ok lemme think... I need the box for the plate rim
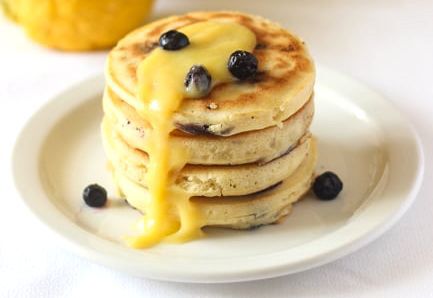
[11,66,425,283]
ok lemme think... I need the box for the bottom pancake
[114,138,317,229]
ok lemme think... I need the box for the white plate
[12,66,424,283]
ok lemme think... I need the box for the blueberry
[159,30,189,50]
[228,50,258,80]
[313,171,343,200]
[83,184,107,207]
[184,65,212,98]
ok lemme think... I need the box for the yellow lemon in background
[1,0,154,51]
[1,0,22,22]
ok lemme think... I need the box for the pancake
[114,137,317,229]
[103,87,314,165]
[106,11,315,136]
[101,11,319,247]
[102,116,312,197]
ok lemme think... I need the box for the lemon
[1,0,22,22]
[2,0,154,51]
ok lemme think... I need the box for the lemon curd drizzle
[127,21,256,248]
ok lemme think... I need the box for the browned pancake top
[106,11,315,135]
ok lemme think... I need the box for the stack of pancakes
[102,11,317,229]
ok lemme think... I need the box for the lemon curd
[125,21,256,248]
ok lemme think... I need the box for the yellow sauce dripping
[127,21,256,248]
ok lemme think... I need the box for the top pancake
[106,11,315,136]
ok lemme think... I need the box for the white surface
[1,0,432,296]
[12,69,423,283]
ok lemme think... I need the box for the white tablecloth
[1,0,432,297]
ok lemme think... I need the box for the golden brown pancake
[102,11,318,234]
[103,87,314,165]
[106,11,315,136]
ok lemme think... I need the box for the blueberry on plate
[228,50,258,80]
[312,171,343,200]
[159,30,189,50]
[184,65,212,98]
[83,184,107,207]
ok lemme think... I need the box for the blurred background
[1,1,432,297]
